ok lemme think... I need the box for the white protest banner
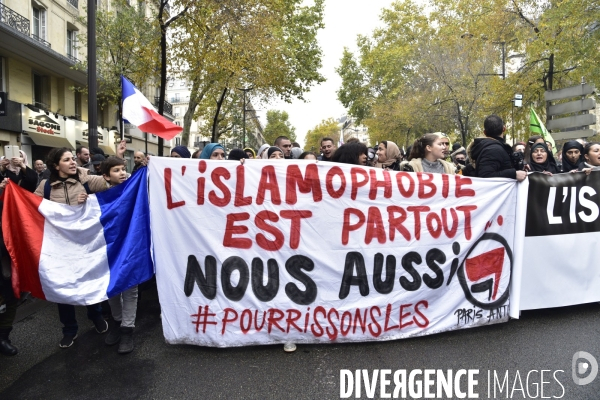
[149,158,518,347]
[517,172,600,310]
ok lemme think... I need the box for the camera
[510,151,525,171]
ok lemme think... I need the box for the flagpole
[87,0,98,150]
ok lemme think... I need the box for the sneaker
[283,342,297,353]
[93,318,108,334]
[59,334,78,348]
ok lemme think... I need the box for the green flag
[530,106,556,155]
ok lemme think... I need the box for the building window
[32,6,47,42]
[67,30,77,60]
[175,137,181,146]
[180,81,185,87]
[33,72,49,109]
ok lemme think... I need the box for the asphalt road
[2,287,600,400]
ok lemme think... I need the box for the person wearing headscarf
[199,143,226,160]
[0,150,37,192]
[528,142,559,174]
[228,149,247,161]
[171,146,191,158]
[291,147,303,159]
[375,141,402,170]
[561,140,584,173]
[243,148,256,159]
[267,146,284,160]
[257,144,270,159]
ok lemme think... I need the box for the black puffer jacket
[471,136,516,179]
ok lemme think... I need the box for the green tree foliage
[77,0,160,112]
[337,0,600,145]
[263,110,297,145]
[171,0,325,145]
[304,118,341,152]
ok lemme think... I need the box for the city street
[1,286,599,399]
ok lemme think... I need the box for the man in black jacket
[470,115,527,181]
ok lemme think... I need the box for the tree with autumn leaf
[76,0,160,123]
[170,0,325,145]
[337,0,600,146]
[304,118,342,152]
[263,110,297,145]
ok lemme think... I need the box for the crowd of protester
[1,114,599,357]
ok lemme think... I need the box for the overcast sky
[255,0,396,146]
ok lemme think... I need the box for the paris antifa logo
[449,232,513,310]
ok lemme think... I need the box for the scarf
[561,140,584,172]
[375,141,401,168]
[243,147,256,158]
[171,145,191,158]
[529,143,559,173]
[258,144,270,159]
[6,150,28,175]
[267,146,283,159]
[199,143,225,160]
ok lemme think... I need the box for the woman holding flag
[33,142,127,348]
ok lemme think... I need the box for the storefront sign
[21,105,75,148]
[22,106,65,135]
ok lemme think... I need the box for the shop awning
[23,132,76,149]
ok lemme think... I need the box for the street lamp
[512,94,523,144]
[461,34,507,80]
[478,41,506,80]
[236,87,253,148]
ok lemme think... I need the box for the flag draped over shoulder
[121,75,182,140]
[530,106,556,154]
[2,168,154,305]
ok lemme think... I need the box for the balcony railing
[67,0,79,8]
[0,3,31,36]
[154,97,173,116]
[32,34,51,48]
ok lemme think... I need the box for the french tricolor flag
[121,75,182,140]
[3,168,154,306]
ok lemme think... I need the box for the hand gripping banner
[149,159,518,347]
